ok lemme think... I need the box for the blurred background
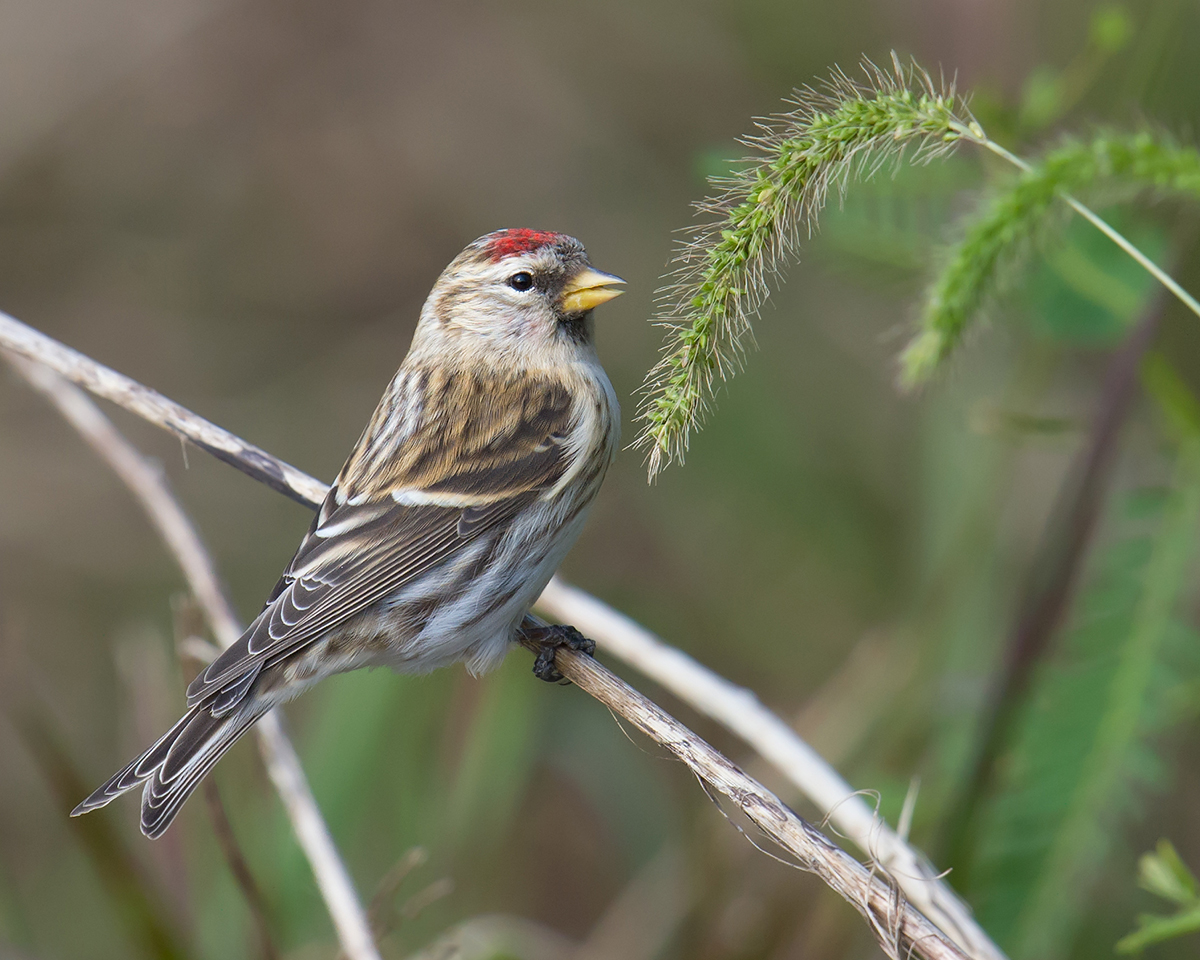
[3,1,1200,958]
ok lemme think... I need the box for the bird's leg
[517,617,596,683]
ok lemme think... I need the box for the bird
[72,228,624,838]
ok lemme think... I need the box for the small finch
[73,228,623,838]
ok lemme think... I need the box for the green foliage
[815,159,979,272]
[900,130,1200,386]
[1117,840,1200,953]
[1145,353,1200,438]
[967,437,1200,958]
[1021,213,1166,345]
[638,50,1200,480]
[636,56,977,478]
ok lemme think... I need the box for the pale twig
[254,711,380,960]
[0,312,982,958]
[4,354,381,960]
[535,578,1003,960]
[523,637,969,960]
[0,312,326,507]
[7,357,243,643]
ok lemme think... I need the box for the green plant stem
[1117,906,1200,953]
[955,123,1200,323]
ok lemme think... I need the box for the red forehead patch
[485,228,561,261]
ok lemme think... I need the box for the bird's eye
[507,271,534,292]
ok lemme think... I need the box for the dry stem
[0,313,326,507]
[1,310,982,959]
[535,578,1003,960]
[5,353,381,960]
[525,638,968,960]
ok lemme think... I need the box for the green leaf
[1143,354,1200,440]
[968,435,1200,958]
[1138,840,1200,905]
[1021,214,1166,345]
[1115,841,1200,953]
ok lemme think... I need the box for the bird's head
[412,229,624,361]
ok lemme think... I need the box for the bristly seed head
[485,229,565,262]
[634,55,976,481]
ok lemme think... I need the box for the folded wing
[187,371,576,708]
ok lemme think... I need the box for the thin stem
[0,310,988,960]
[522,638,972,960]
[203,782,280,960]
[956,124,1200,323]
[1062,195,1200,318]
[5,355,381,960]
[254,711,380,960]
[536,578,1006,960]
[962,130,1034,173]
[0,312,326,508]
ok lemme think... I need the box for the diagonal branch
[0,310,992,959]
[525,638,969,960]
[4,353,381,960]
[0,313,326,507]
[534,578,1004,960]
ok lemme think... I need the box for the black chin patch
[557,312,592,344]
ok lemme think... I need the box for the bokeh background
[3,1,1200,958]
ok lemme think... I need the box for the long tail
[71,702,264,838]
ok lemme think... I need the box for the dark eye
[508,271,534,292]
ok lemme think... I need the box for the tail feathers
[71,703,263,838]
[70,710,194,816]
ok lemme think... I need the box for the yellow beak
[559,267,625,314]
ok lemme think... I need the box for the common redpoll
[73,228,623,837]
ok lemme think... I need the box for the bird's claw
[523,624,595,684]
[533,647,565,683]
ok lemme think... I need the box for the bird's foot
[521,624,595,683]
